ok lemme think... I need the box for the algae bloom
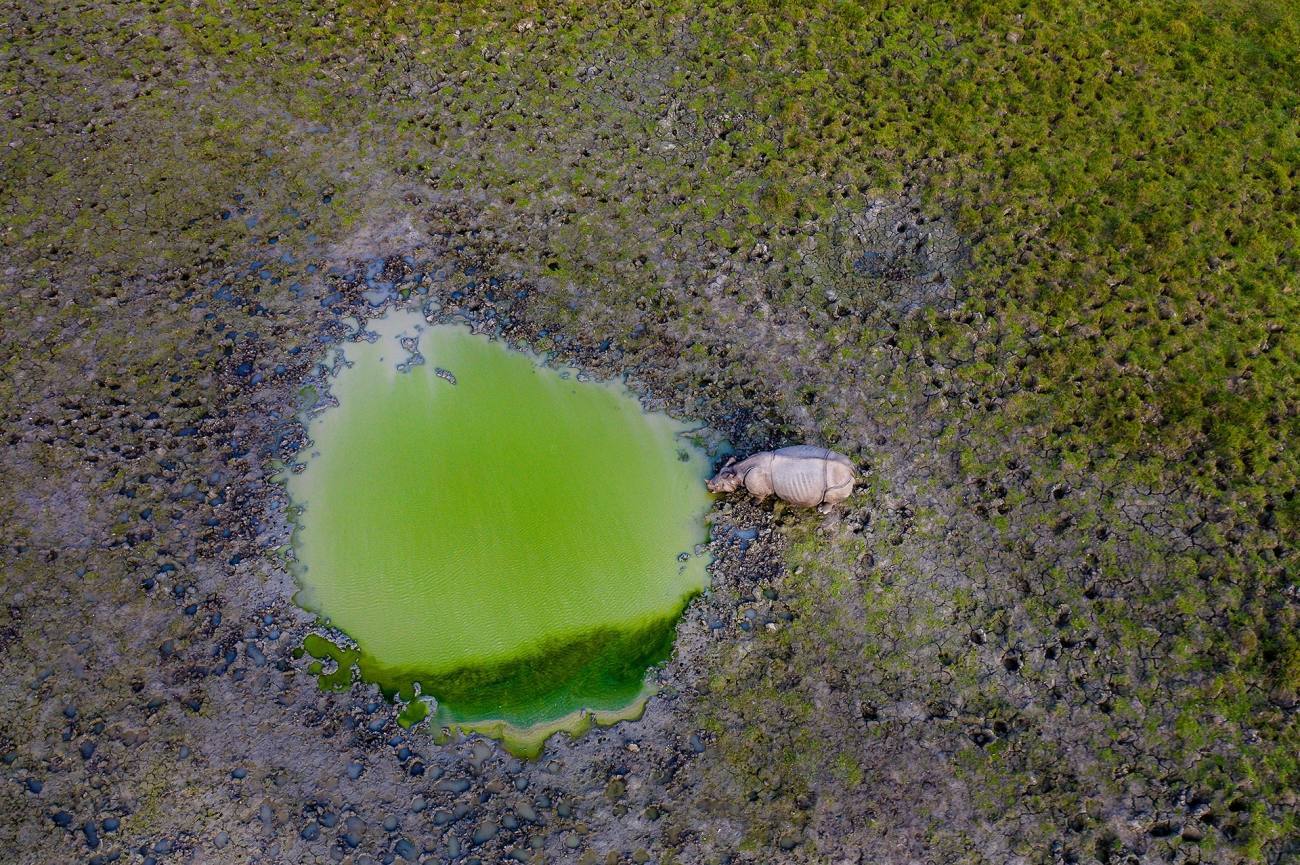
[287,309,713,754]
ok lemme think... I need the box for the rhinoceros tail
[819,456,855,506]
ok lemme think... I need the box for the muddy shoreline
[176,233,811,862]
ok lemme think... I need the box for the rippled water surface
[288,309,712,750]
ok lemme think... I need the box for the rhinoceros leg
[740,453,775,500]
[817,466,855,512]
[745,473,771,500]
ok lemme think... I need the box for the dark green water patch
[361,608,685,727]
[297,633,361,692]
[297,608,687,741]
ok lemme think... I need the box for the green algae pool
[287,309,713,754]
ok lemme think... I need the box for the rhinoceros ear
[723,456,737,468]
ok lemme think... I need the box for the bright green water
[287,309,712,751]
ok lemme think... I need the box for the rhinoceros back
[773,445,853,468]
[770,447,850,507]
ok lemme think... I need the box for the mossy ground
[1,0,1296,863]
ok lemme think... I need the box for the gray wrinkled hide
[708,445,856,509]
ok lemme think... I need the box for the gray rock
[436,778,470,794]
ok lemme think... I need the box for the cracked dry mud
[2,2,1297,864]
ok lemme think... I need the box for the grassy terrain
[2,0,1297,862]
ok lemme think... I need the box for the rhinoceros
[706,446,856,511]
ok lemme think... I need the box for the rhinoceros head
[706,458,742,493]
